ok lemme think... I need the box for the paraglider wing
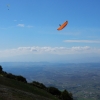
[7,4,10,10]
[57,21,68,30]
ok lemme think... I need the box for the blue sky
[0,0,100,62]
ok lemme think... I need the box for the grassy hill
[0,76,59,100]
[0,65,73,100]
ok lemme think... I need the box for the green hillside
[0,76,59,100]
[0,65,73,100]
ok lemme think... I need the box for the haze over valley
[1,62,100,100]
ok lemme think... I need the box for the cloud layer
[64,40,100,43]
[0,46,100,58]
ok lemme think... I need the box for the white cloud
[0,46,100,58]
[71,46,90,51]
[17,24,34,28]
[14,20,17,21]
[17,24,25,27]
[63,40,100,43]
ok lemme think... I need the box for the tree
[30,81,47,90]
[48,86,61,96]
[6,73,16,79]
[0,65,3,73]
[61,89,73,100]
[16,75,27,83]
[5,73,27,83]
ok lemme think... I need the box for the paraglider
[7,4,10,10]
[57,21,68,30]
